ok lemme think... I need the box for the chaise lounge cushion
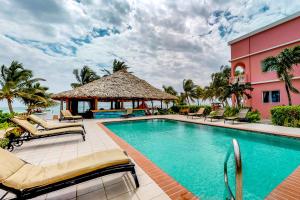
[0,149,26,183]
[29,115,82,129]
[34,127,83,136]
[11,117,83,136]
[11,117,38,134]
[2,149,130,190]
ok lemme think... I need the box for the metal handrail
[224,139,242,200]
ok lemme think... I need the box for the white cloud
[0,0,299,107]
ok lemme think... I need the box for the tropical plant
[182,79,197,105]
[102,59,130,75]
[194,86,204,105]
[223,82,253,108]
[0,61,43,113]
[262,46,300,105]
[71,66,100,88]
[201,86,214,102]
[162,85,177,108]
[21,82,56,114]
[208,65,231,105]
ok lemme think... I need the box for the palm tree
[194,86,204,105]
[112,59,129,73]
[262,46,300,105]
[223,82,253,108]
[21,82,55,114]
[209,65,231,105]
[162,85,177,108]
[71,66,100,88]
[102,59,130,76]
[182,79,196,105]
[0,61,42,113]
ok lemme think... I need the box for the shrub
[271,106,300,127]
[0,138,9,149]
[224,106,239,117]
[246,110,261,123]
[0,110,14,123]
[170,105,211,115]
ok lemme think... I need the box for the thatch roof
[52,70,177,101]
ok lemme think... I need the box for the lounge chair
[224,108,249,124]
[179,108,189,115]
[7,117,85,151]
[28,114,84,131]
[187,107,205,119]
[121,108,134,118]
[0,148,139,199]
[204,109,225,122]
[60,110,83,122]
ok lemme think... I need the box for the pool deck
[1,114,300,199]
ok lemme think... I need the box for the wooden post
[66,99,69,110]
[132,100,135,109]
[160,100,163,109]
[137,100,140,108]
[94,99,98,110]
[60,100,63,119]
[110,101,113,110]
[151,100,154,114]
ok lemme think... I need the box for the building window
[262,91,280,103]
[263,91,270,103]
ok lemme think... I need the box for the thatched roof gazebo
[52,70,177,118]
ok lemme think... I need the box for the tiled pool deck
[1,114,300,199]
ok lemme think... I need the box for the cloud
[0,0,300,109]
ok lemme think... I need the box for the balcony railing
[231,75,247,84]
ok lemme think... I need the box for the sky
[0,0,300,107]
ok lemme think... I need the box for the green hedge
[271,106,300,127]
[246,110,261,123]
[170,105,212,115]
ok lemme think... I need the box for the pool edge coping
[98,122,199,200]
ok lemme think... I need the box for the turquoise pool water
[105,119,300,199]
[93,110,145,119]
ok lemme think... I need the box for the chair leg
[82,132,86,141]
[130,168,140,188]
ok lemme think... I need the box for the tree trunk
[7,98,14,113]
[235,95,241,108]
[285,83,292,105]
[197,99,199,106]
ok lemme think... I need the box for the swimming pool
[105,119,300,199]
[93,110,145,119]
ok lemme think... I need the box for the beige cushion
[34,126,83,136]
[29,114,82,129]
[61,110,71,117]
[3,149,130,190]
[28,115,48,128]
[61,110,82,119]
[44,122,83,129]
[11,118,38,134]
[0,148,25,183]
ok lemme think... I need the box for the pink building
[228,12,300,118]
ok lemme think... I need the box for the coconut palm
[194,86,204,105]
[182,79,196,105]
[209,65,231,105]
[102,59,131,76]
[223,82,253,108]
[0,61,43,113]
[21,82,55,114]
[71,66,100,88]
[163,85,177,108]
[262,46,300,105]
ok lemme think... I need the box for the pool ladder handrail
[224,139,242,200]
